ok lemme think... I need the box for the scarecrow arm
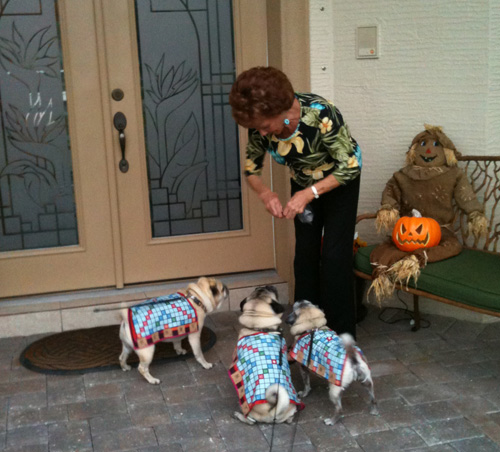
[376,176,401,232]
[453,170,488,238]
[453,170,484,216]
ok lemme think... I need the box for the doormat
[19,324,216,375]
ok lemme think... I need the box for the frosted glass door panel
[135,0,242,237]
[0,0,77,251]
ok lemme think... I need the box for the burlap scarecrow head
[406,124,460,167]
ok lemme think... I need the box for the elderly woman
[229,66,362,337]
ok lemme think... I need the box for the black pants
[292,176,360,337]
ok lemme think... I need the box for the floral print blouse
[244,93,362,188]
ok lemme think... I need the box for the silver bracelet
[311,186,319,199]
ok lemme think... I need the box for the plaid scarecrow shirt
[244,93,362,188]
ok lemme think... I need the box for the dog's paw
[298,389,311,398]
[324,413,341,426]
[120,364,132,372]
[233,411,255,424]
[370,405,380,416]
[175,348,187,356]
[148,377,161,385]
[202,362,214,370]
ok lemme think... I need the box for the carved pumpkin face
[392,216,442,252]
[414,136,446,167]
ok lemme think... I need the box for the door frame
[95,0,282,287]
[93,0,312,290]
[0,0,311,299]
[265,0,311,291]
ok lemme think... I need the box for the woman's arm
[283,174,340,219]
[246,175,284,218]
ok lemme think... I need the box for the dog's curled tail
[340,333,366,376]
[265,383,290,417]
[340,333,356,357]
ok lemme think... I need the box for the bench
[353,155,500,331]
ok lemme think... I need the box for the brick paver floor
[2,305,500,451]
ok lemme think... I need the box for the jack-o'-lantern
[392,210,441,252]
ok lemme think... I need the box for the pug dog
[229,286,303,425]
[286,300,378,425]
[119,277,229,384]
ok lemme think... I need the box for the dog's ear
[253,286,267,298]
[295,299,315,310]
[240,298,247,311]
[210,284,219,297]
[270,300,285,314]
[197,276,208,286]
[285,310,297,325]
[265,285,279,299]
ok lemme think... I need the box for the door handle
[113,112,129,173]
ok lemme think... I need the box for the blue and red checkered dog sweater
[228,332,303,416]
[289,328,365,386]
[128,292,198,349]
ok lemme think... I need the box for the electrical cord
[377,290,431,329]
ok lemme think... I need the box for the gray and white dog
[286,300,378,425]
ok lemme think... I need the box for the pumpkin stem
[411,209,422,218]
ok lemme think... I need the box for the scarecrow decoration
[369,124,488,302]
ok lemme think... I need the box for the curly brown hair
[229,66,295,127]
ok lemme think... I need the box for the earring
[284,119,290,125]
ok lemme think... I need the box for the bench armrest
[356,213,377,224]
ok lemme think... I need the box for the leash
[269,328,284,452]
[285,329,317,452]
[93,306,127,312]
[93,295,206,313]
[268,328,301,452]
[289,407,301,452]
[306,329,316,368]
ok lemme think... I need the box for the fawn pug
[119,277,228,384]
[229,286,303,425]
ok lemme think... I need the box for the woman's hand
[246,175,284,218]
[260,191,284,218]
[283,176,341,219]
[283,189,315,219]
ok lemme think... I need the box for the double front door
[0,0,274,298]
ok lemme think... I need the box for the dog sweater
[289,328,365,386]
[128,292,198,349]
[228,333,303,416]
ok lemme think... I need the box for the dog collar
[247,326,283,334]
[190,296,207,313]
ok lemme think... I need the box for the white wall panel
[309,1,334,100]
[309,0,498,243]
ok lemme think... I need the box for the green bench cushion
[354,244,500,313]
